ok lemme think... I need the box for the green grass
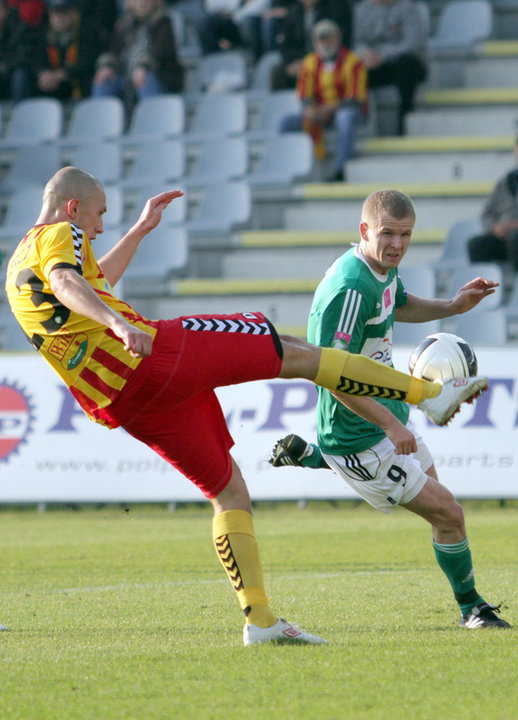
[1,503,517,720]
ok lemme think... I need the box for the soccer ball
[409,332,478,381]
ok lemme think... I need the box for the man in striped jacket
[279,18,367,182]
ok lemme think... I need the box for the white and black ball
[409,332,478,381]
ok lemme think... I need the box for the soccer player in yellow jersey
[5,167,488,644]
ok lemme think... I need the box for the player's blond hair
[42,166,103,211]
[361,189,415,224]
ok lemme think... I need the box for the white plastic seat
[394,319,442,346]
[0,144,61,194]
[121,94,185,146]
[124,226,189,281]
[121,140,186,189]
[452,309,507,344]
[70,142,123,185]
[185,181,251,237]
[432,219,482,274]
[248,133,313,186]
[185,93,247,142]
[184,137,247,187]
[446,263,504,312]
[126,184,187,229]
[429,0,493,52]
[398,266,436,298]
[247,90,302,142]
[103,185,124,230]
[58,97,124,148]
[195,51,248,93]
[0,98,63,148]
[248,51,282,100]
[0,185,44,247]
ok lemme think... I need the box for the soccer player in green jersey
[271,189,510,630]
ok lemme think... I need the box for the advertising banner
[1,348,517,503]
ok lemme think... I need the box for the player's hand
[383,423,417,456]
[135,190,184,234]
[111,318,153,358]
[450,276,499,314]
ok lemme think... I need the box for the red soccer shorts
[101,312,283,498]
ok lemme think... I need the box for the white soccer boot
[243,618,327,646]
[418,376,488,426]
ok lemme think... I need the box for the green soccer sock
[299,443,329,469]
[433,538,484,615]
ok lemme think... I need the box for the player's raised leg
[278,335,488,426]
[211,459,327,646]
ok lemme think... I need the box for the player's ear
[359,221,369,241]
[66,198,79,219]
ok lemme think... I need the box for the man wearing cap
[279,18,367,182]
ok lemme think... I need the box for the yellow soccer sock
[213,510,277,628]
[314,347,440,405]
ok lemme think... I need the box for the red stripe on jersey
[79,367,121,402]
[91,347,134,380]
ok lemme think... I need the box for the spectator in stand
[0,0,39,101]
[91,0,183,108]
[271,0,353,91]
[197,0,271,62]
[279,19,367,182]
[353,0,428,136]
[31,0,104,101]
[468,137,518,272]
[76,0,119,50]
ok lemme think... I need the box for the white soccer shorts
[323,422,433,514]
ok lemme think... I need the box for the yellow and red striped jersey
[297,48,367,108]
[5,222,157,425]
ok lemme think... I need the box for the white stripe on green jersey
[308,247,410,455]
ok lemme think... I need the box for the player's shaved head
[43,166,103,210]
[361,189,415,225]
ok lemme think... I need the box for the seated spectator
[468,137,518,272]
[271,0,353,91]
[31,0,104,101]
[197,0,271,62]
[0,0,38,102]
[353,0,428,136]
[279,19,367,182]
[92,0,184,107]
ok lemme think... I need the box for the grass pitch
[1,502,516,720]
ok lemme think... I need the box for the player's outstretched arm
[49,267,153,358]
[97,190,184,286]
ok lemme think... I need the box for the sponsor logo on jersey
[48,332,88,369]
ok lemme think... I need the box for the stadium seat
[0,185,44,248]
[0,144,61,195]
[194,51,247,93]
[184,137,248,187]
[185,93,247,142]
[126,184,187,229]
[185,181,251,237]
[120,140,186,189]
[0,98,63,148]
[445,263,504,312]
[103,185,124,230]
[248,51,282,98]
[394,319,441,346]
[247,91,302,142]
[429,0,493,52]
[432,219,482,275]
[398,266,436,298]
[70,142,123,185]
[58,97,124,148]
[124,226,189,281]
[452,309,507,344]
[120,94,185,146]
[248,133,313,186]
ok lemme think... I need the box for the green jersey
[308,246,410,455]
